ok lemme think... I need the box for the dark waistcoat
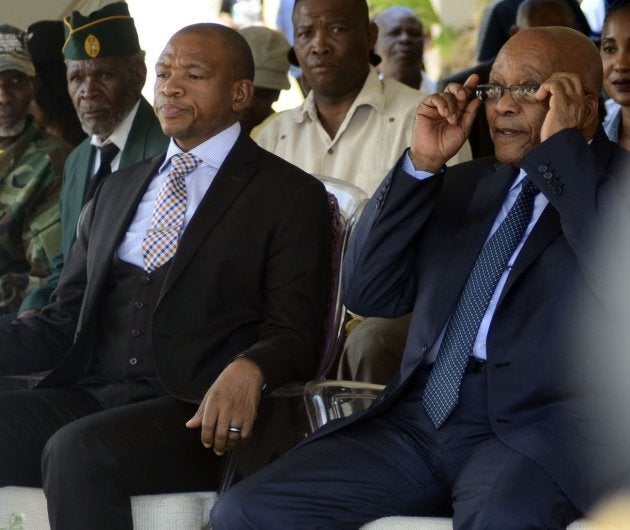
[79,254,170,408]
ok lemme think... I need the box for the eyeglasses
[475,84,540,103]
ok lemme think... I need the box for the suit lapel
[119,98,154,167]
[82,156,164,315]
[159,133,258,298]
[495,130,617,301]
[499,205,561,303]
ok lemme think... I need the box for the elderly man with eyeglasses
[212,25,630,530]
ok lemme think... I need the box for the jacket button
[140,275,150,285]
[129,357,138,366]
[130,329,140,337]
[133,301,144,310]
[543,171,553,180]
[537,164,548,172]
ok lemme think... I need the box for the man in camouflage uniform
[0,25,71,317]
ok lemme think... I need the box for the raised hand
[536,72,595,142]
[409,74,482,173]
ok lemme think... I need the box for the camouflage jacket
[0,118,71,315]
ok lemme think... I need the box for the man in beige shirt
[253,0,471,385]
[253,0,471,197]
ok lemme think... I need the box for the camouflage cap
[0,25,36,77]
[62,1,141,60]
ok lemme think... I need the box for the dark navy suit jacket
[337,127,629,512]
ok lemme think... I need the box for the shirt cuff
[401,149,442,180]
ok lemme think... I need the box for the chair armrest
[304,379,386,432]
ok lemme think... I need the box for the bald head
[373,6,419,27]
[154,22,255,150]
[487,26,602,165]
[373,6,424,88]
[173,23,255,82]
[515,0,577,31]
[500,26,602,97]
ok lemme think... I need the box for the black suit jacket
[337,128,629,512]
[476,0,591,62]
[0,131,332,403]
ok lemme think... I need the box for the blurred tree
[369,0,440,25]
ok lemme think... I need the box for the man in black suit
[0,23,331,530]
[212,26,630,529]
[476,0,590,62]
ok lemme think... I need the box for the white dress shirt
[117,122,241,267]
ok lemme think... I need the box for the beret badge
[84,34,100,58]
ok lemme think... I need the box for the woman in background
[600,2,630,150]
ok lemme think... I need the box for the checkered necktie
[142,152,201,272]
[422,178,540,429]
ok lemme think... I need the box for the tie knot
[520,178,539,197]
[170,152,202,178]
[99,143,119,164]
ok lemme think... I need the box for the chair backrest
[315,176,367,378]
[218,176,368,494]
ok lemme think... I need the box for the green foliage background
[368,0,440,25]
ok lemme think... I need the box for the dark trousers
[212,368,581,530]
[0,388,223,530]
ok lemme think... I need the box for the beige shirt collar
[295,66,385,125]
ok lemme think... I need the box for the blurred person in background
[27,20,86,148]
[600,1,630,150]
[239,26,291,133]
[373,6,436,93]
[476,0,590,62]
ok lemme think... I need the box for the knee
[459,503,575,530]
[210,483,262,530]
[42,420,109,486]
[346,316,409,355]
[345,318,397,359]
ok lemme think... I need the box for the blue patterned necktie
[142,152,201,272]
[422,178,540,429]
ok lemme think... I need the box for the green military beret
[62,1,140,60]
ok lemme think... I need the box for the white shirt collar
[160,121,241,172]
[90,99,141,151]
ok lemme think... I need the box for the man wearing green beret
[18,2,168,316]
[0,25,71,318]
